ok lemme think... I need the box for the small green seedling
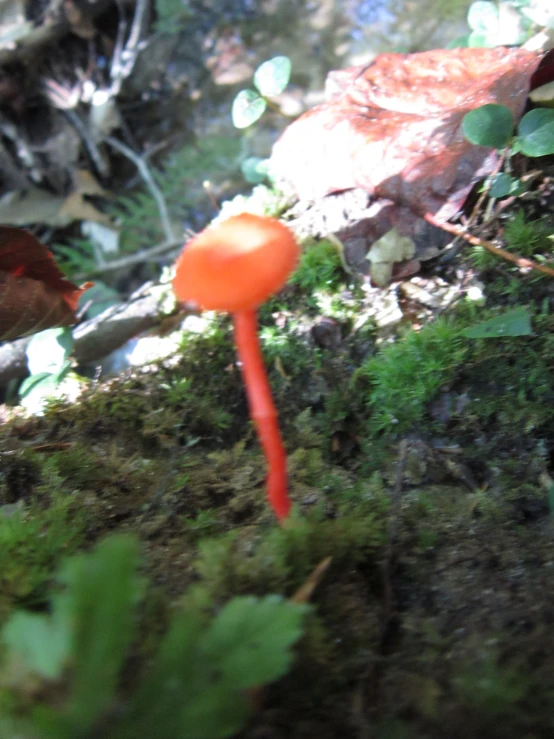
[462,104,554,197]
[19,327,83,416]
[0,533,308,739]
[232,56,291,129]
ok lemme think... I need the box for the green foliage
[290,239,344,292]
[485,172,525,199]
[120,594,307,739]
[0,535,307,739]
[232,56,291,129]
[195,502,385,600]
[471,211,553,272]
[360,319,466,435]
[19,329,77,416]
[517,107,554,157]
[503,210,552,257]
[0,490,85,608]
[462,104,515,148]
[462,104,554,158]
[461,306,532,338]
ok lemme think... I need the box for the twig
[64,108,109,177]
[110,0,151,95]
[425,213,554,279]
[75,236,186,280]
[104,136,177,244]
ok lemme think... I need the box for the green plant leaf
[462,104,514,148]
[120,595,308,739]
[517,108,554,157]
[461,306,532,338]
[253,56,291,97]
[2,608,72,680]
[203,595,308,690]
[57,535,144,732]
[487,172,523,198]
[25,328,74,375]
[231,90,267,129]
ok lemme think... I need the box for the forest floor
[2,169,554,738]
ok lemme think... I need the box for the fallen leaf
[0,227,92,340]
[271,47,541,222]
[0,170,111,228]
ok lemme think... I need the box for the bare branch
[104,136,177,244]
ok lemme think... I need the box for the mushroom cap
[172,213,299,312]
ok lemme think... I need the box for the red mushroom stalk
[172,213,300,523]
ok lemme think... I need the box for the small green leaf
[517,108,554,157]
[18,372,55,399]
[487,172,522,198]
[26,328,74,375]
[462,104,514,149]
[203,595,308,690]
[2,608,72,680]
[231,90,267,129]
[253,56,291,97]
[461,306,532,339]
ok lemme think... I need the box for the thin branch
[110,0,151,94]
[425,213,554,279]
[104,136,177,244]
[75,237,186,280]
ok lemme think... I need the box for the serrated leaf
[462,104,514,148]
[461,306,532,338]
[231,90,267,129]
[517,108,554,157]
[253,56,291,97]
[202,595,308,690]
[119,595,307,739]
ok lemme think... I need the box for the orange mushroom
[172,213,300,522]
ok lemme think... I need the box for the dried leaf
[0,227,92,340]
[271,47,541,222]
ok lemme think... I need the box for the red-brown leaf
[271,47,542,221]
[0,226,92,341]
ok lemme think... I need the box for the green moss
[290,239,345,293]
[0,490,85,611]
[359,318,466,435]
[193,501,386,603]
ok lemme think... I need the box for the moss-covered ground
[2,201,554,737]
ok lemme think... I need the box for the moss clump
[0,489,85,612]
[358,318,466,435]
[290,239,345,293]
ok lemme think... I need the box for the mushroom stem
[233,309,291,522]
